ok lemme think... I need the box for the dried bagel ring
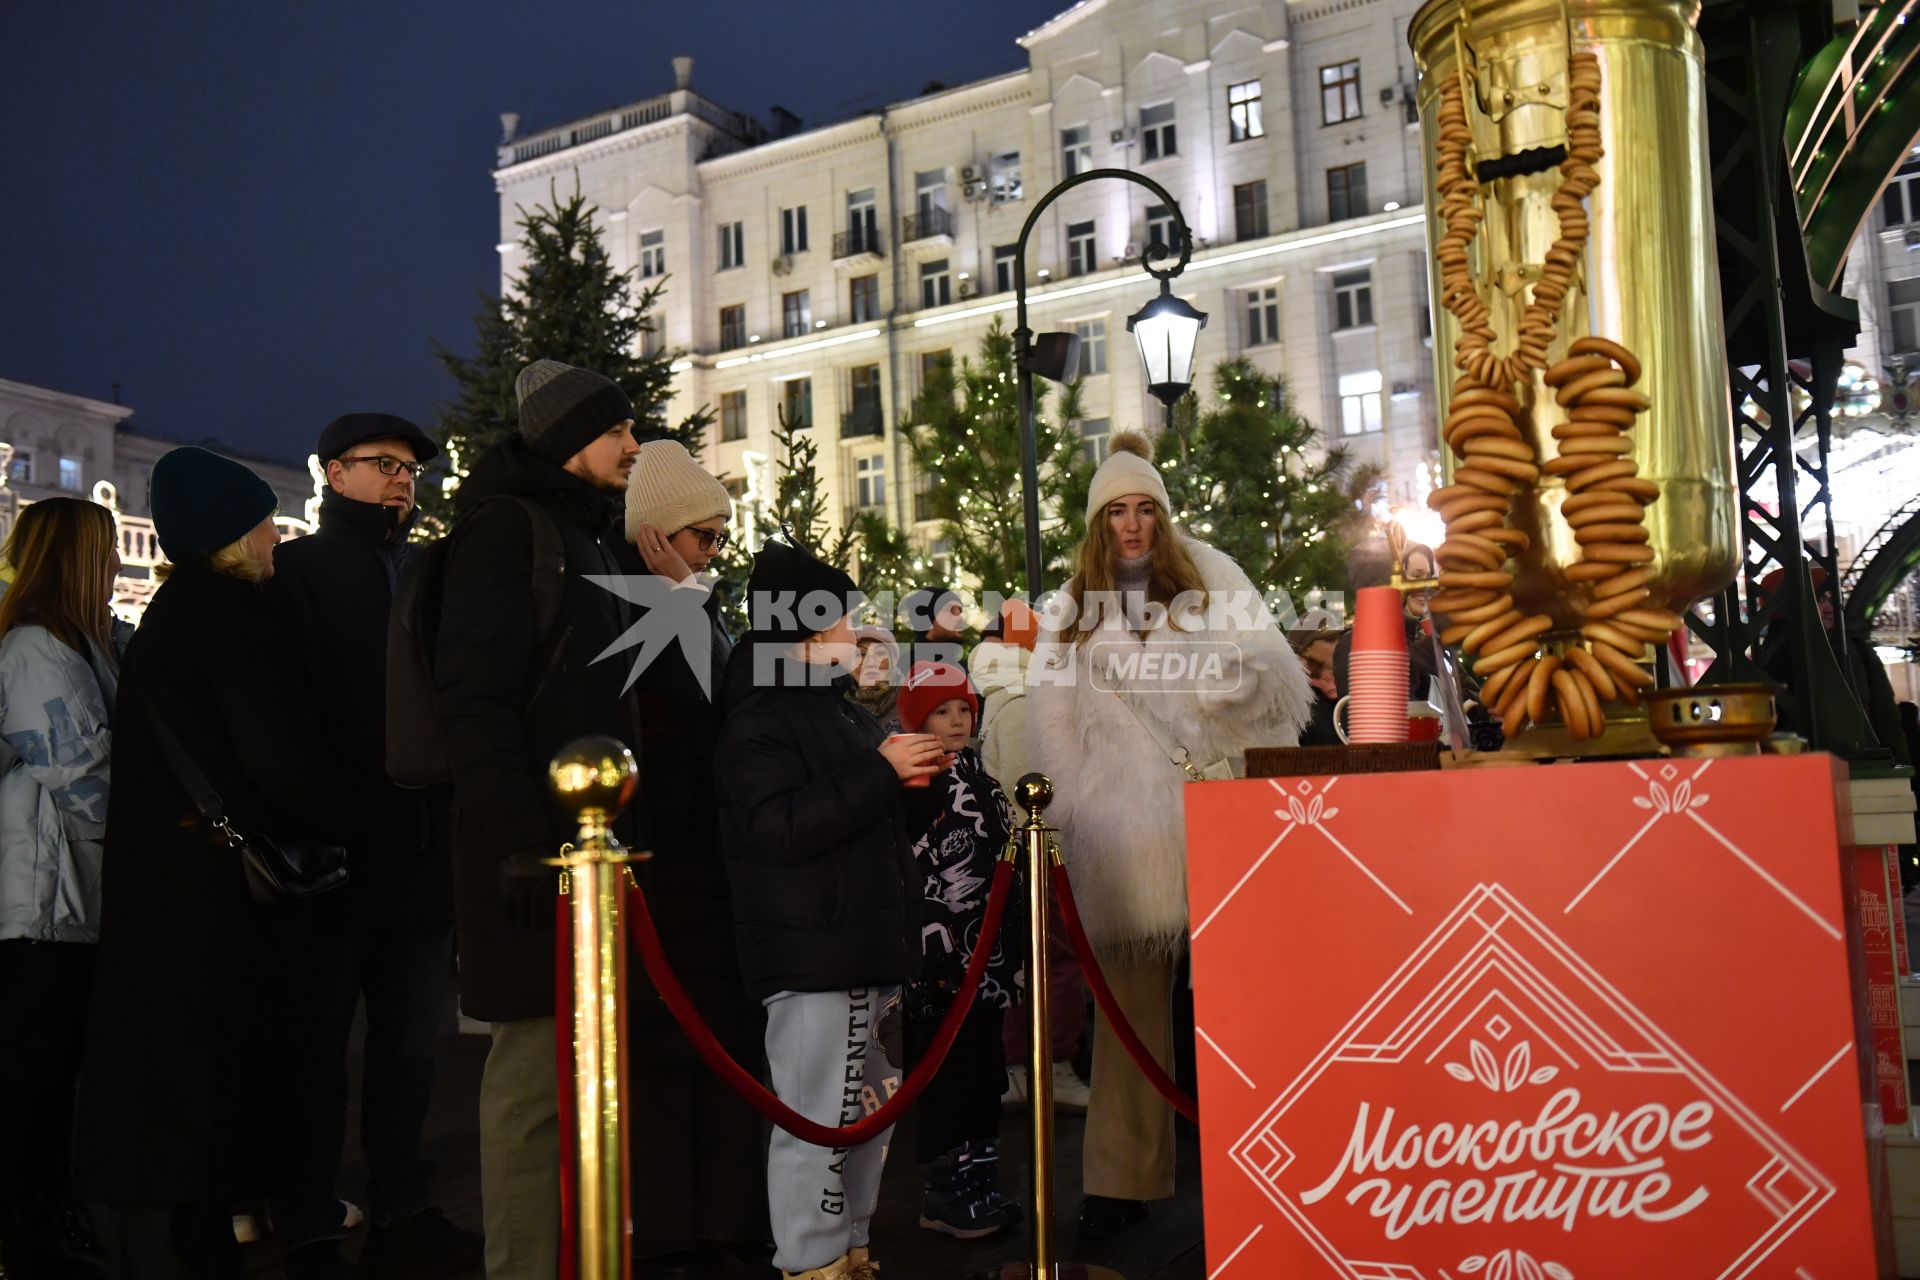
[1461,436,1536,464]
[1553,421,1627,441]
[1449,417,1525,450]
[1593,565,1657,598]
[1448,592,1515,625]
[1572,523,1652,545]
[1568,335,1642,384]
[1570,666,1605,737]
[1460,608,1524,653]
[1567,406,1638,427]
[1479,614,1554,656]
[1590,476,1661,503]
[1578,387,1653,412]
[1554,367,1629,406]
[1475,638,1540,676]
[1585,541,1656,564]
[1527,654,1564,723]
[1544,453,1617,477]
[1565,459,1639,492]
[1451,387,1523,416]
[1565,644,1619,701]
[1431,587,1498,613]
[1479,660,1523,712]
[1559,435,1635,456]
[1581,620,1650,654]
[1552,669,1591,740]
[1562,490,1638,515]
[1448,509,1506,535]
[1565,560,1624,583]
[1441,569,1515,591]
[1480,527,1530,551]
[1438,539,1504,571]
[1437,492,1510,522]
[1466,455,1543,482]
[1566,502,1644,528]
[1615,606,1686,633]
[1584,588,1652,620]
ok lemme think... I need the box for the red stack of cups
[1347,586,1410,744]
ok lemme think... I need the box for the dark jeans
[0,939,95,1202]
[907,1002,1008,1162]
[268,918,455,1248]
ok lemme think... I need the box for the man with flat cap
[267,413,482,1277]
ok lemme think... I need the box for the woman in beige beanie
[620,441,774,1275]
[1027,430,1310,1238]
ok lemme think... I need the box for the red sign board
[1853,844,1909,1133]
[1186,754,1886,1278]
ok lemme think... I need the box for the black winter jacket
[712,635,920,1000]
[432,438,643,1021]
[269,488,452,930]
[74,564,345,1203]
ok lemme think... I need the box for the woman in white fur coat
[1026,430,1310,1236]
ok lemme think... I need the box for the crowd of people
[0,365,1315,1280]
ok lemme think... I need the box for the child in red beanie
[896,661,1026,1240]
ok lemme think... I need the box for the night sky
[1,1,1065,466]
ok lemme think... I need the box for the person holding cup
[713,538,940,1280]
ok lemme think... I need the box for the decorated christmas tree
[427,184,708,526]
[900,319,1092,602]
[1155,358,1357,596]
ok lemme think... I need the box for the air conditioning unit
[958,281,974,299]
[962,182,981,202]
[771,254,793,276]
[960,164,979,183]
[1904,226,1920,250]
[1110,126,1136,146]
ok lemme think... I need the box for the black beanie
[748,539,861,642]
[516,359,634,463]
[148,446,280,562]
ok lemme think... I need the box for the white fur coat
[1025,539,1311,953]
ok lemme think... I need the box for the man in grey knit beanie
[516,359,638,489]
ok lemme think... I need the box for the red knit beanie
[897,661,979,733]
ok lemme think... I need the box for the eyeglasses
[339,455,427,480]
[680,526,730,553]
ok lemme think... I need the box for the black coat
[711,635,920,1001]
[74,564,346,1204]
[268,488,452,930]
[432,439,643,1022]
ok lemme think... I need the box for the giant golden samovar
[1409,0,1740,749]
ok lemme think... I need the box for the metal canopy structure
[1692,0,1920,761]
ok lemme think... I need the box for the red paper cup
[1352,587,1408,654]
[884,733,938,788]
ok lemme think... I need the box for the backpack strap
[454,494,569,709]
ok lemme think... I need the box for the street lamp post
[1012,168,1206,600]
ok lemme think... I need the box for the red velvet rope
[625,860,1016,1147]
[1049,864,1200,1124]
[554,891,577,1280]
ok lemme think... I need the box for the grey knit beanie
[515,359,635,463]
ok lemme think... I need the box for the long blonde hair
[0,498,119,657]
[208,529,274,583]
[1062,459,1209,647]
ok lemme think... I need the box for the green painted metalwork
[1788,0,1920,291]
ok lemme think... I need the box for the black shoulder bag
[148,710,349,905]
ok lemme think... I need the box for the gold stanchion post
[975,774,1125,1280]
[549,736,646,1280]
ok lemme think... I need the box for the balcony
[841,398,884,438]
[903,207,954,248]
[833,228,884,263]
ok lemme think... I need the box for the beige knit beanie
[1085,430,1170,519]
[625,440,731,543]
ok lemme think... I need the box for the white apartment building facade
[493,0,1439,561]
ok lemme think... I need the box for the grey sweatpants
[763,987,904,1273]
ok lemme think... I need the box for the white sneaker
[1001,1066,1028,1110]
[1052,1062,1090,1112]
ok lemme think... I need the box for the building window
[844,189,879,256]
[1067,220,1096,277]
[914,467,938,522]
[1062,125,1092,178]
[1333,269,1374,330]
[720,390,747,442]
[850,274,880,323]
[915,169,947,217]
[1322,60,1363,125]
[1141,102,1177,161]
[639,323,663,359]
[1080,416,1111,465]
[1890,278,1920,352]
[1882,159,1920,227]
[719,220,745,270]
[781,377,813,430]
[57,457,82,492]
[1328,162,1368,221]
[856,453,887,509]
[1234,181,1270,241]
[1146,204,1175,252]
[845,365,883,437]
[919,349,951,390]
[993,244,1019,294]
[720,304,747,350]
[1339,370,1384,435]
[6,450,30,485]
[1245,285,1281,347]
[638,229,666,279]
[920,258,953,309]
[780,206,809,255]
[1074,319,1108,376]
[1228,80,1265,142]
[990,151,1022,201]
[782,289,812,338]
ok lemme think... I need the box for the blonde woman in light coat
[1026,431,1309,1237]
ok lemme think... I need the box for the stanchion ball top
[549,736,638,815]
[1014,772,1054,816]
